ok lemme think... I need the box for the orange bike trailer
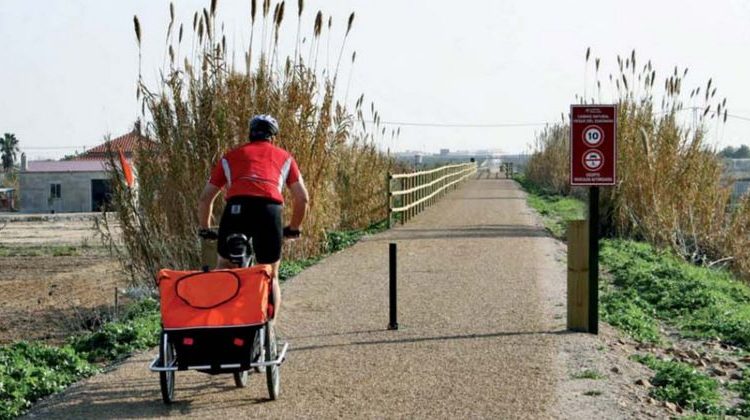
[157,265,272,329]
[155,265,273,372]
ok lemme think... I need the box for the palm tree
[1,133,19,171]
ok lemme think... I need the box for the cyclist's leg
[266,260,282,319]
[251,200,283,318]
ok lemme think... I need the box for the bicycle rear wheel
[264,323,280,400]
[233,370,248,387]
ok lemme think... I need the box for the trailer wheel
[159,333,175,404]
[264,323,280,400]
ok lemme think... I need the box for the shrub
[525,124,571,196]
[68,298,161,362]
[633,354,720,414]
[102,1,394,286]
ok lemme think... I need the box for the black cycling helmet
[248,114,280,141]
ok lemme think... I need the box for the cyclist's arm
[288,180,308,230]
[198,183,221,229]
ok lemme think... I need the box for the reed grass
[526,50,750,279]
[103,1,393,286]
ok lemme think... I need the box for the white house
[19,130,145,213]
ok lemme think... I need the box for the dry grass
[526,50,750,279]
[525,124,570,196]
[101,1,395,286]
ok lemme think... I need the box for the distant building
[725,158,750,199]
[20,160,111,213]
[439,149,450,156]
[19,130,147,213]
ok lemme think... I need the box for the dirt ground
[26,180,674,419]
[0,215,126,344]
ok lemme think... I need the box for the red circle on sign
[582,125,604,147]
[583,150,604,171]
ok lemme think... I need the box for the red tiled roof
[76,130,151,160]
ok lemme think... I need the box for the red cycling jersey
[209,140,301,203]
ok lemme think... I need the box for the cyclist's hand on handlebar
[198,228,219,240]
[283,226,301,240]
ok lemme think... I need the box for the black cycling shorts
[218,196,283,264]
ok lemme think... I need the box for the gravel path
[26,179,639,419]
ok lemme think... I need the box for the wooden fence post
[567,220,589,331]
[386,173,392,229]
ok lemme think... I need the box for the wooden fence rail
[387,162,477,226]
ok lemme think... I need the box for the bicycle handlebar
[283,226,301,239]
[199,227,300,240]
[198,228,219,240]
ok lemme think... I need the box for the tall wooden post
[567,220,589,331]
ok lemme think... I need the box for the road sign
[582,150,604,171]
[582,126,604,147]
[569,104,617,336]
[570,105,617,186]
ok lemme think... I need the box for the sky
[2,0,750,159]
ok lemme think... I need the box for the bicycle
[149,228,288,403]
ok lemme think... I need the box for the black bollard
[388,243,398,330]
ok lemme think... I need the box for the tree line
[719,145,750,159]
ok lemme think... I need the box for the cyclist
[197,114,309,319]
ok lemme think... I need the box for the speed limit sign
[570,105,616,186]
[582,126,604,147]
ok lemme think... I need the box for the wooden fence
[387,163,478,226]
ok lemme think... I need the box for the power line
[365,120,552,128]
[728,114,750,122]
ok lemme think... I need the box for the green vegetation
[602,240,750,348]
[0,342,97,420]
[281,220,387,281]
[583,390,602,396]
[68,298,161,363]
[728,370,750,416]
[571,369,605,380]
[0,300,161,419]
[633,354,721,414]
[279,258,320,281]
[514,174,585,239]
[326,219,388,254]
[600,285,661,343]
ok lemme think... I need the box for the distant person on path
[197,114,309,318]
